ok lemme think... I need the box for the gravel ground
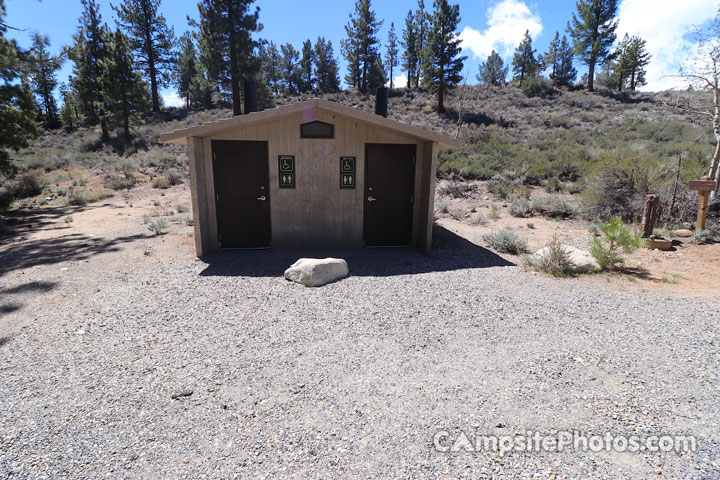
[1,228,719,479]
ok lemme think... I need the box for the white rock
[283,258,349,287]
[534,245,599,273]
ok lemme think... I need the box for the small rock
[171,389,193,400]
[284,258,349,287]
[674,229,693,237]
[682,222,692,229]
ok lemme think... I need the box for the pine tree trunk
[149,56,159,113]
[100,117,110,143]
[123,104,131,145]
[588,61,595,92]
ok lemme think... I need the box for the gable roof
[159,98,461,148]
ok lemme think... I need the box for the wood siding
[188,107,438,254]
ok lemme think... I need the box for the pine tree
[613,34,650,91]
[258,41,282,94]
[174,32,198,109]
[476,50,507,86]
[541,31,576,87]
[102,29,149,144]
[385,22,398,89]
[28,33,62,129]
[341,0,382,93]
[71,0,110,141]
[195,0,262,115]
[314,37,340,93]
[368,54,386,92]
[59,82,80,131]
[0,0,37,174]
[112,0,175,113]
[512,30,539,86]
[414,0,430,88]
[555,35,577,86]
[280,43,300,94]
[299,39,314,93]
[568,0,618,92]
[423,0,466,112]
[401,10,418,88]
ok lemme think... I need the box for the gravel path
[1,229,719,478]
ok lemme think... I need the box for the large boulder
[534,245,599,273]
[284,258,349,287]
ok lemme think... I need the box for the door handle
[367,196,376,202]
[257,195,266,201]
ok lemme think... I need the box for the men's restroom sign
[340,156,355,189]
[278,155,295,188]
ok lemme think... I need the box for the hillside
[1,85,715,225]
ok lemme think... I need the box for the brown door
[364,143,416,247]
[212,140,271,248]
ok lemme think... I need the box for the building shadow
[0,233,147,277]
[199,225,515,278]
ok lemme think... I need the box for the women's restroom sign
[278,155,295,188]
[340,156,355,189]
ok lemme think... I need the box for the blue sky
[4,0,717,105]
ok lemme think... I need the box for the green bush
[524,235,575,277]
[531,195,576,218]
[0,186,14,209]
[148,218,170,235]
[15,171,46,198]
[68,188,112,206]
[694,224,719,244]
[509,197,532,217]
[105,173,135,191]
[522,77,555,98]
[482,229,528,254]
[589,216,642,271]
[152,176,171,189]
[166,169,183,186]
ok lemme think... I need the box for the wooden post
[689,177,718,231]
[668,156,681,216]
[697,188,710,231]
[641,194,660,238]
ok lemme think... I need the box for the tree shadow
[0,233,147,277]
[0,336,10,348]
[199,225,515,278]
[1,203,125,240]
[595,89,655,105]
[442,108,513,128]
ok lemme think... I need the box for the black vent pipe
[375,87,388,117]
[243,81,258,114]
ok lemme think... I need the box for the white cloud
[616,0,717,91]
[163,91,184,108]
[459,0,543,61]
[388,73,409,88]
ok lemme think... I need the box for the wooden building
[160,98,459,256]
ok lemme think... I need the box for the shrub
[487,172,529,199]
[436,202,449,214]
[438,178,476,198]
[694,224,719,244]
[64,216,73,223]
[490,204,501,220]
[469,212,487,225]
[510,197,532,217]
[531,195,576,218]
[524,235,575,277]
[15,171,46,198]
[176,204,190,213]
[522,77,555,98]
[152,176,171,189]
[589,216,642,271]
[0,186,14,209]
[105,173,135,191]
[482,229,528,254]
[68,188,112,206]
[166,169,183,186]
[181,216,194,226]
[147,219,170,235]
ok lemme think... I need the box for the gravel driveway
[1,226,719,479]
